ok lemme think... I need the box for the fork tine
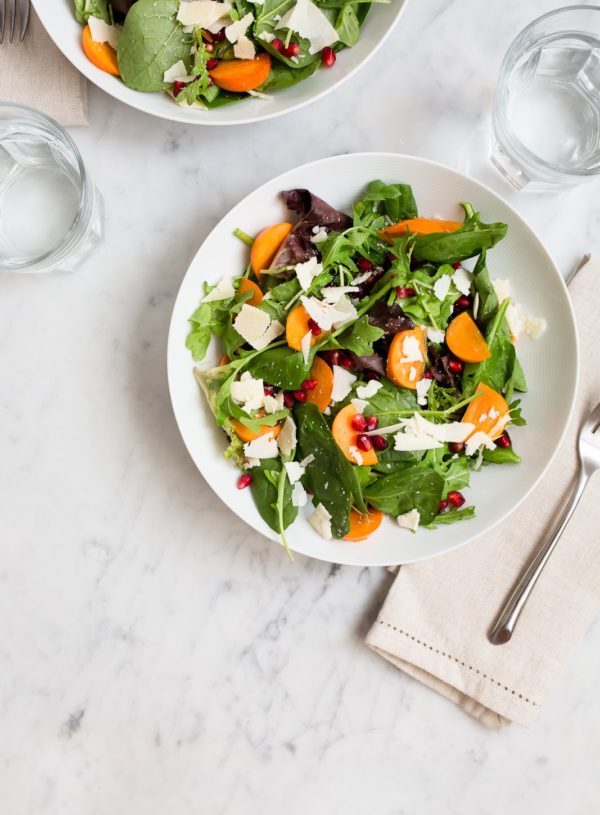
[584,402,600,435]
[0,0,5,44]
[18,0,28,41]
[7,0,14,43]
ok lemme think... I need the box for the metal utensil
[0,0,30,44]
[489,401,600,644]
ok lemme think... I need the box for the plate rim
[167,151,580,566]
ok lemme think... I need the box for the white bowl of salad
[34,0,406,125]
[167,153,577,566]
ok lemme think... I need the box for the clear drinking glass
[0,103,103,273]
[492,6,600,191]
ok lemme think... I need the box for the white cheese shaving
[226,12,254,43]
[452,267,473,296]
[355,379,382,400]
[164,60,191,83]
[426,327,445,344]
[397,508,420,533]
[247,89,272,100]
[275,0,339,54]
[177,1,232,28]
[433,274,452,301]
[284,461,304,484]
[202,277,235,302]
[330,296,358,328]
[352,271,372,285]
[321,286,359,303]
[300,454,315,467]
[416,377,433,406]
[465,431,496,457]
[401,334,423,363]
[277,416,297,456]
[243,432,279,459]
[233,304,284,350]
[351,398,368,414]
[296,257,322,291]
[300,295,356,331]
[291,481,307,507]
[390,413,475,451]
[230,372,264,412]
[492,279,547,341]
[300,330,313,365]
[331,365,356,403]
[311,227,328,244]
[472,292,480,320]
[234,35,256,59]
[88,16,120,49]
[348,446,363,465]
[309,502,333,539]
[394,433,443,451]
[263,394,281,414]
[258,30,274,41]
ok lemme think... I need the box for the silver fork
[0,0,30,44]
[489,401,600,644]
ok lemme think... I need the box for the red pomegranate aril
[321,46,336,67]
[452,262,462,270]
[396,286,416,298]
[365,415,378,431]
[422,372,434,380]
[449,442,465,453]
[456,295,471,308]
[438,499,449,512]
[308,318,322,336]
[339,356,353,369]
[173,81,185,96]
[204,42,214,53]
[388,253,397,261]
[357,257,373,272]
[206,58,219,70]
[496,431,511,448]
[322,350,340,366]
[283,392,295,409]
[292,389,307,402]
[213,27,226,41]
[372,434,388,451]
[237,473,252,489]
[272,37,284,52]
[351,414,368,432]
[448,359,463,374]
[447,490,466,508]
[356,434,373,452]
[263,385,275,396]
[301,378,318,391]
[283,42,300,58]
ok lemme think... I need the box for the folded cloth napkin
[0,10,87,125]
[366,256,600,730]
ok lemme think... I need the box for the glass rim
[0,102,91,271]
[495,4,600,179]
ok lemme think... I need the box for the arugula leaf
[423,447,471,498]
[413,203,508,264]
[482,446,521,464]
[74,0,111,24]
[259,278,301,322]
[363,465,444,524]
[186,293,235,362]
[175,36,218,106]
[426,506,476,527]
[335,316,384,356]
[296,402,366,537]
[353,180,418,227]
[245,346,310,390]
[250,459,298,534]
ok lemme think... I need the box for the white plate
[168,153,578,566]
[34,0,407,126]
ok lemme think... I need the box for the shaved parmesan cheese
[391,412,475,451]
[233,304,284,350]
[401,334,423,363]
[88,16,120,49]
[230,372,264,412]
[311,227,328,244]
[291,481,307,507]
[331,296,358,328]
[177,1,232,28]
[275,0,338,54]
[263,394,281,414]
[163,60,191,83]
[416,377,432,406]
[309,503,333,539]
[426,326,445,344]
[321,286,359,302]
[284,461,304,483]
[331,365,356,403]
[472,292,480,320]
[202,277,235,302]
[300,330,312,365]
[258,31,274,42]
[247,89,272,100]
[397,508,420,532]
[492,279,546,341]
[348,446,363,465]
[301,295,355,331]
[394,433,443,451]
[356,379,382,399]
[226,12,254,43]
[351,398,368,414]
[452,267,472,296]
[296,257,322,291]
[277,416,297,456]
[433,274,451,301]
[234,35,256,59]
[465,431,495,457]
[352,271,372,285]
[243,432,279,459]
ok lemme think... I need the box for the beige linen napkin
[0,10,87,125]
[366,257,600,730]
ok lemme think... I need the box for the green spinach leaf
[250,459,298,533]
[363,465,444,524]
[74,0,111,24]
[413,203,508,264]
[335,316,384,356]
[245,346,310,389]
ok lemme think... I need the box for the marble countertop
[3,0,600,812]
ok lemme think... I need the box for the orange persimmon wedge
[386,326,427,390]
[446,312,491,363]
[461,382,509,440]
[332,404,378,466]
[343,508,383,541]
[380,218,462,241]
[285,304,323,351]
[209,54,271,92]
[251,222,293,277]
[82,25,120,76]
[238,278,263,307]
[305,356,334,412]
[233,420,282,443]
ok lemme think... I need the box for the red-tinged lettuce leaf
[347,352,387,377]
[367,301,414,335]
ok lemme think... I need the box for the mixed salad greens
[73,0,378,109]
[186,180,546,556]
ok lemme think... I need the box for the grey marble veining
[2,0,600,812]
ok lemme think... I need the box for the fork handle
[488,469,589,645]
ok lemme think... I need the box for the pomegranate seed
[237,473,252,489]
[438,499,449,512]
[283,392,295,408]
[388,253,397,261]
[452,262,462,270]
[365,415,378,431]
[206,58,219,70]
[213,27,226,42]
[372,435,388,451]
[356,434,372,452]
[173,81,185,96]
[422,372,433,379]
[357,257,373,272]
[448,359,463,374]
[204,42,214,53]
[456,295,471,307]
[272,37,284,52]
[449,442,465,453]
[321,350,340,366]
[263,385,275,396]
[283,42,300,58]
[496,431,511,448]
[447,490,466,508]
[339,356,353,370]
[321,46,336,67]
[351,414,368,432]
[292,389,307,402]
[396,286,416,298]
[308,318,322,336]
[301,378,318,391]
[365,370,381,381]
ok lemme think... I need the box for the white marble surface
[3,0,600,812]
